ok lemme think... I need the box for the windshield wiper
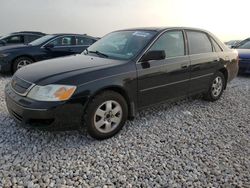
[89,50,109,58]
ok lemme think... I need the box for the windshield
[29,35,55,46]
[237,40,250,49]
[85,30,157,60]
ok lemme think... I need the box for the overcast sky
[1,0,249,41]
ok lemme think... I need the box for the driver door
[43,36,76,59]
[136,30,191,108]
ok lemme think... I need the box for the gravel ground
[0,75,249,187]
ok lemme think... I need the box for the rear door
[136,30,191,108]
[185,30,219,95]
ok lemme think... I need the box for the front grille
[11,75,34,96]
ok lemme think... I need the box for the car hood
[236,49,250,59]
[15,54,124,85]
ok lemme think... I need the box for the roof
[51,33,98,39]
[117,26,211,33]
[11,31,46,35]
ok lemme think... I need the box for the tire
[13,57,33,73]
[84,91,128,139]
[204,72,225,101]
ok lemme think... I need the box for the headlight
[27,85,77,101]
[0,53,9,58]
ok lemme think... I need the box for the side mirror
[44,43,54,49]
[140,50,166,62]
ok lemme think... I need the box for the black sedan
[5,27,239,139]
[0,34,97,73]
[0,31,45,46]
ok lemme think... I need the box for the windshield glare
[29,35,55,46]
[85,30,156,60]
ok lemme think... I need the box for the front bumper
[239,59,250,74]
[5,83,86,130]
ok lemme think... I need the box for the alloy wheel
[94,100,123,133]
[211,76,223,97]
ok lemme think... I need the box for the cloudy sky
[1,0,249,41]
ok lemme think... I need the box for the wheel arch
[88,85,135,120]
[218,67,228,89]
[11,55,36,72]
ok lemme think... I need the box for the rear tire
[84,91,128,140]
[13,57,33,73]
[203,72,225,101]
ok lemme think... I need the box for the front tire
[84,91,128,139]
[13,57,33,73]
[204,72,225,101]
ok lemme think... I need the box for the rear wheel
[204,72,225,101]
[13,57,33,73]
[84,91,128,139]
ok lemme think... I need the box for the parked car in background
[0,31,45,46]
[5,27,239,139]
[233,38,250,74]
[0,33,98,73]
[225,40,241,48]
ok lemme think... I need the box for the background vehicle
[0,31,45,46]
[231,38,250,74]
[225,40,241,48]
[5,27,239,139]
[0,33,98,73]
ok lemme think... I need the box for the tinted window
[211,38,223,52]
[237,40,250,49]
[76,36,95,45]
[49,36,74,47]
[149,31,185,58]
[5,35,24,44]
[187,31,213,54]
[24,35,41,43]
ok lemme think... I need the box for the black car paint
[0,32,45,46]
[0,34,97,73]
[5,27,239,130]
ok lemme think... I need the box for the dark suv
[5,27,238,139]
[0,34,98,73]
[0,31,45,46]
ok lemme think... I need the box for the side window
[5,35,24,44]
[76,36,95,46]
[24,35,41,43]
[187,31,213,54]
[49,36,74,47]
[210,38,223,52]
[149,31,185,58]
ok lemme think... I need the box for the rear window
[187,31,213,54]
[76,36,95,46]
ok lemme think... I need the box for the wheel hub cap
[94,100,123,133]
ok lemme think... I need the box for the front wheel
[84,91,128,139]
[13,57,33,73]
[204,72,225,101]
